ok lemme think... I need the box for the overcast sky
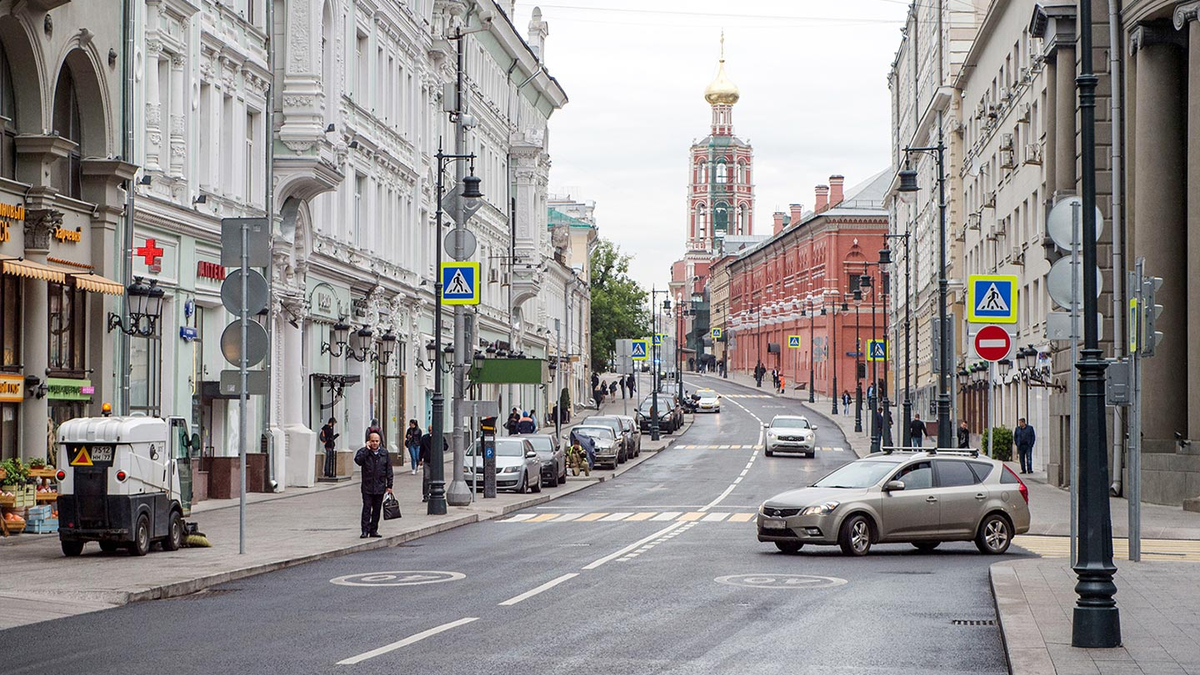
[513,0,910,291]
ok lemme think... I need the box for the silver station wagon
[757,450,1031,556]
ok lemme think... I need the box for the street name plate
[219,369,268,396]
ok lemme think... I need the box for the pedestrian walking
[771,369,779,390]
[620,377,627,399]
[517,410,536,434]
[418,431,448,502]
[842,391,851,416]
[957,420,970,449]
[319,417,339,478]
[354,430,392,538]
[755,362,765,387]
[909,413,928,448]
[405,419,422,475]
[1014,417,1036,474]
[778,373,786,395]
[591,372,600,390]
[505,408,520,435]
[626,374,636,397]
[609,381,618,399]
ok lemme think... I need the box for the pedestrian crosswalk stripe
[575,512,609,522]
[724,394,772,399]
[500,511,760,524]
[1014,535,1200,562]
[601,512,633,521]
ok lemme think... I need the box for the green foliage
[981,426,1013,461]
[0,457,31,485]
[589,239,650,372]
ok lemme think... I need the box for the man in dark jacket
[626,374,636,397]
[1014,418,1036,474]
[957,420,971,449]
[910,414,928,448]
[354,430,392,538]
[418,431,449,501]
[319,417,339,478]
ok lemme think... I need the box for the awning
[71,272,124,295]
[2,258,66,283]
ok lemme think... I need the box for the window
[47,282,86,372]
[0,43,15,180]
[716,162,727,184]
[356,33,369,100]
[221,94,234,193]
[967,461,995,482]
[199,82,212,188]
[0,402,15,460]
[354,173,365,245]
[936,460,979,487]
[696,204,707,239]
[1,275,19,369]
[52,66,83,199]
[893,461,932,490]
[245,109,260,203]
[130,332,162,417]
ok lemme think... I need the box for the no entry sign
[973,325,1013,362]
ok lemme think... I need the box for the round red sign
[974,325,1012,362]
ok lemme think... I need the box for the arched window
[52,65,82,198]
[696,203,707,239]
[737,204,748,235]
[716,161,727,184]
[0,42,14,179]
[695,160,703,183]
[736,162,744,184]
[322,1,334,119]
[714,201,729,235]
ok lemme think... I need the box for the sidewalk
[0,394,691,631]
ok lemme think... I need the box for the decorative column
[20,212,56,462]
[144,0,164,173]
[1130,21,1188,452]
[1176,2,1200,440]
[169,52,187,177]
[1044,54,1058,196]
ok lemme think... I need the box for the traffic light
[1142,276,1164,357]
[857,362,866,379]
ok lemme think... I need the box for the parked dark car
[524,434,567,487]
[636,394,683,433]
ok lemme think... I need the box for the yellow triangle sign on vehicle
[69,446,93,467]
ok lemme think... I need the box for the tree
[589,239,650,372]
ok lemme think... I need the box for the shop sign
[306,278,349,322]
[46,378,94,401]
[54,226,82,243]
[0,202,24,244]
[0,374,23,403]
[197,260,226,281]
[136,238,164,275]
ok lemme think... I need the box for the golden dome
[704,59,740,106]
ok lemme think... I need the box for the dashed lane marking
[651,511,683,521]
[337,617,479,665]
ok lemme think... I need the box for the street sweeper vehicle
[55,412,202,557]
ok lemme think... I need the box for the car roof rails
[880,446,929,455]
[931,448,981,458]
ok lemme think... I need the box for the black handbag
[382,493,402,520]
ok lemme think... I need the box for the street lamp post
[650,288,671,441]
[898,124,952,450]
[881,229,913,448]
[808,298,816,403]
[880,259,893,449]
[830,297,848,416]
[862,267,880,453]
[1071,0,1120,647]
[427,146,482,516]
[853,286,863,433]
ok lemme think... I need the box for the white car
[764,415,817,457]
[695,389,721,413]
[464,437,543,493]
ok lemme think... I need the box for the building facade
[719,174,890,412]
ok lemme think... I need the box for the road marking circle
[715,573,848,589]
[330,571,466,587]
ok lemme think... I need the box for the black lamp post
[649,288,670,441]
[898,125,952,450]
[861,269,880,452]
[1073,0,1118,641]
[830,298,848,416]
[428,146,482,516]
[107,277,166,338]
[321,319,352,358]
[853,286,863,433]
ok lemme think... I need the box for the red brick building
[717,172,891,400]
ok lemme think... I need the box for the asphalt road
[2,376,1026,675]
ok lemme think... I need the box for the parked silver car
[757,450,1031,556]
[615,414,641,455]
[524,434,567,487]
[573,425,620,469]
[586,415,635,461]
[464,437,543,493]
[764,415,817,457]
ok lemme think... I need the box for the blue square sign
[441,262,480,306]
[968,274,1018,324]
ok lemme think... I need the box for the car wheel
[775,541,803,554]
[913,541,941,552]
[61,540,85,557]
[975,514,1012,554]
[130,514,151,556]
[765,448,774,457]
[515,472,527,494]
[838,514,873,556]
[99,541,120,553]
[530,472,542,493]
[162,511,184,551]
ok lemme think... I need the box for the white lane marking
[651,511,683,521]
[502,514,536,522]
[740,469,749,477]
[697,394,765,512]
[600,512,633,522]
[701,483,740,511]
[551,513,583,522]
[702,512,730,522]
[582,522,686,570]
[498,573,579,606]
[337,617,479,665]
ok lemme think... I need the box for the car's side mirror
[883,480,906,492]
[762,424,769,429]
[811,426,819,431]
[526,451,538,459]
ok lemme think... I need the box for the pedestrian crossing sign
[867,339,888,362]
[711,327,722,340]
[787,335,801,349]
[653,334,667,346]
[967,274,1017,324]
[440,262,480,305]
[631,339,649,361]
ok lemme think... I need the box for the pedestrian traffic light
[1142,276,1164,357]
[857,362,866,379]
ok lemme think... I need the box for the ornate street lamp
[107,276,165,338]
[320,319,352,358]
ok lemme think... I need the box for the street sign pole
[1070,202,1080,566]
[238,217,248,556]
[1128,258,1144,561]
[987,361,994,459]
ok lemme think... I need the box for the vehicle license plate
[763,519,786,530]
[91,446,114,462]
